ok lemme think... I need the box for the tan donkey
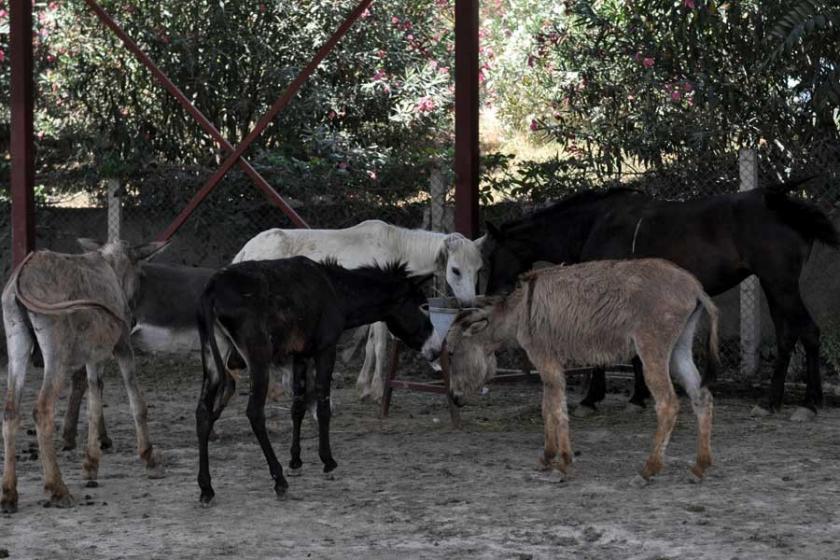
[445,259,718,483]
[1,239,166,513]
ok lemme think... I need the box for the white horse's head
[440,233,484,305]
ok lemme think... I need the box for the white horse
[233,220,484,400]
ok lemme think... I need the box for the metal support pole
[10,0,35,265]
[454,0,479,239]
[107,179,122,242]
[739,148,761,376]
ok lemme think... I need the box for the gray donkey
[1,240,166,513]
[445,259,718,484]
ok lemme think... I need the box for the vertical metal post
[454,0,479,239]
[10,0,35,265]
[739,148,761,376]
[107,179,122,242]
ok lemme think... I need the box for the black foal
[195,256,438,505]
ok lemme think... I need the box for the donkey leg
[289,357,307,475]
[1,311,34,513]
[628,355,651,408]
[35,356,75,508]
[537,365,572,474]
[670,325,714,480]
[114,339,163,478]
[635,342,679,481]
[82,363,105,485]
[61,367,86,451]
[196,350,225,505]
[314,347,339,473]
[246,358,288,497]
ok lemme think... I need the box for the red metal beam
[158,0,373,242]
[454,0,479,239]
[10,0,35,266]
[81,0,308,236]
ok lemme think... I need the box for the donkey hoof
[1,498,18,514]
[689,466,706,484]
[50,493,77,509]
[199,491,215,507]
[630,475,650,489]
[750,405,772,418]
[571,404,597,418]
[789,407,816,423]
[85,480,99,489]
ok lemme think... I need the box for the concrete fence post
[739,148,761,376]
[107,178,122,242]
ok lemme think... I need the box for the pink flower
[642,57,655,68]
[37,131,45,141]
[438,66,449,75]
[361,8,371,18]
[47,53,55,63]
[684,0,696,8]
[683,81,694,92]
[372,69,386,81]
[671,90,682,102]
[48,2,59,11]
[327,110,337,120]
[478,69,486,83]
[259,3,266,13]
[0,50,5,63]
[416,97,437,113]
[407,34,414,41]
[391,16,400,25]
[530,119,538,131]
[337,161,349,170]
[0,9,7,18]
[367,170,378,181]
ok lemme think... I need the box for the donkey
[60,262,217,451]
[482,180,838,420]
[1,240,166,513]
[195,256,438,505]
[446,259,718,483]
[234,220,483,401]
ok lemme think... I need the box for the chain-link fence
[2,136,839,382]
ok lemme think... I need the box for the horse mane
[764,188,839,248]
[319,257,412,281]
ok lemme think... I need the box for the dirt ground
[2,355,840,560]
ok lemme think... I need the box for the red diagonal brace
[158,0,374,241]
[82,0,308,236]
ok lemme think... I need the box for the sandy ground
[2,356,840,560]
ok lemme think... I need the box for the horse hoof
[287,466,302,477]
[208,429,220,442]
[199,493,215,508]
[99,437,113,451]
[571,404,597,418]
[789,407,816,423]
[50,493,77,509]
[323,459,338,474]
[61,440,77,451]
[623,403,645,415]
[85,480,99,489]
[750,405,772,418]
[630,474,650,489]
[274,479,289,498]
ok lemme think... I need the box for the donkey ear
[131,241,170,262]
[464,318,489,337]
[77,238,103,252]
[485,222,503,239]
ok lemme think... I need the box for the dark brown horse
[482,179,838,418]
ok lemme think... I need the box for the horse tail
[764,177,839,248]
[697,291,719,388]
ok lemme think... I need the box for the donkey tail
[697,291,719,388]
[196,283,229,400]
[764,177,839,248]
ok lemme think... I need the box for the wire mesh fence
[2,136,839,382]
